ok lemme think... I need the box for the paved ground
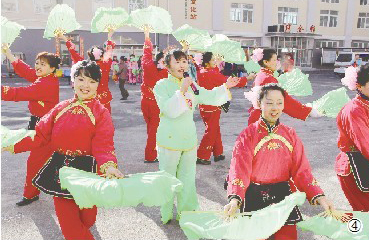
[1,71,357,240]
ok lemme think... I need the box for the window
[2,0,18,12]
[315,40,339,48]
[321,0,339,3]
[128,0,147,13]
[352,41,369,48]
[230,3,253,23]
[357,13,369,28]
[360,0,369,5]
[278,7,298,25]
[92,0,113,13]
[33,0,57,14]
[320,10,338,27]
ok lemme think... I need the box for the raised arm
[2,44,38,82]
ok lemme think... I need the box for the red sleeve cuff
[14,136,34,153]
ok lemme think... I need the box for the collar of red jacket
[357,94,369,108]
[261,68,274,76]
[258,117,280,134]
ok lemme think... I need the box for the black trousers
[119,78,129,100]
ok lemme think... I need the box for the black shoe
[214,155,225,162]
[144,159,159,163]
[16,196,39,206]
[120,98,128,100]
[196,158,211,165]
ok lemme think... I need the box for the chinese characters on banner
[185,0,197,20]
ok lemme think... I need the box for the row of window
[230,4,369,29]
[1,0,147,14]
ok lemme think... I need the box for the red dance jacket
[141,38,168,102]
[197,67,247,112]
[14,97,118,173]
[2,59,59,117]
[335,95,369,176]
[248,68,312,125]
[66,40,115,105]
[227,119,324,204]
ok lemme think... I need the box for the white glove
[309,107,323,118]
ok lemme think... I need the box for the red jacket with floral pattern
[227,119,324,204]
[335,95,369,176]
[1,59,59,117]
[14,97,118,173]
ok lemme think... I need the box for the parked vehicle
[334,52,369,75]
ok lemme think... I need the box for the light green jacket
[153,74,232,151]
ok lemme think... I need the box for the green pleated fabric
[179,192,306,240]
[297,211,369,239]
[43,4,81,39]
[207,34,246,63]
[128,5,173,34]
[1,125,35,148]
[91,7,129,33]
[1,16,25,46]
[172,24,212,51]
[312,87,350,118]
[59,167,183,209]
[277,69,313,96]
[244,60,261,74]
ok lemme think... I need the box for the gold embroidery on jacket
[3,86,10,95]
[254,133,293,156]
[308,178,319,187]
[55,101,96,125]
[38,101,45,107]
[231,179,245,189]
[71,107,85,115]
[267,142,281,150]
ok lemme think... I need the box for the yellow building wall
[314,0,348,36]
[222,0,264,34]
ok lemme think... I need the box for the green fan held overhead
[91,7,130,33]
[309,87,350,118]
[43,4,81,39]
[277,68,313,96]
[1,16,25,46]
[129,5,173,34]
[207,34,246,63]
[172,24,211,52]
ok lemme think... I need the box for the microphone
[183,72,199,95]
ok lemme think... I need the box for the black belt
[347,151,369,192]
[27,115,41,130]
[33,152,97,199]
[241,181,303,225]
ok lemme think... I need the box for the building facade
[2,0,369,68]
